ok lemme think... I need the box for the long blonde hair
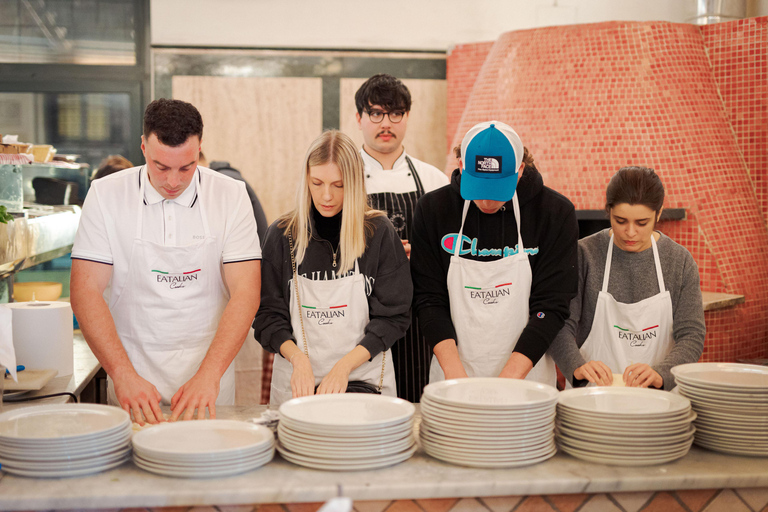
[280,130,383,274]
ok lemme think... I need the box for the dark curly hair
[605,166,665,214]
[143,98,203,147]
[355,74,412,115]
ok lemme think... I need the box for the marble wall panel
[340,78,448,172]
[172,76,323,223]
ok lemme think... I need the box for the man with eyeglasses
[355,73,449,402]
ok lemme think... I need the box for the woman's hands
[317,345,372,395]
[289,352,315,398]
[573,360,613,386]
[623,363,663,388]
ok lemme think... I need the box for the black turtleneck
[311,203,342,250]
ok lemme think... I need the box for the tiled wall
[446,18,768,363]
[446,42,494,155]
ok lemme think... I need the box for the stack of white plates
[132,420,274,478]
[672,362,768,456]
[419,378,559,468]
[0,404,132,477]
[556,388,695,466]
[277,394,416,471]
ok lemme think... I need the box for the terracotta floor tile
[354,500,393,512]
[255,504,287,512]
[702,490,752,512]
[443,498,487,512]
[513,496,556,512]
[121,508,152,512]
[675,489,719,512]
[187,507,218,512]
[285,503,324,512]
[609,491,654,512]
[477,496,523,512]
[734,488,768,512]
[546,493,589,512]
[385,500,424,512]
[577,494,623,512]
[638,492,687,512]
[218,506,256,512]
[414,498,459,512]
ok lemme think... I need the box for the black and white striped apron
[367,156,429,402]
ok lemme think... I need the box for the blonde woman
[253,130,412,405]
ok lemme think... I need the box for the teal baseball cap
[460,121,524,202]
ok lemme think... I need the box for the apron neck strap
[456,195,523,257]
[603,233,666,293]
[136,166,209,239]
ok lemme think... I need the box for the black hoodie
[410,167,578,366]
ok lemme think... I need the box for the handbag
[287,231,384,394]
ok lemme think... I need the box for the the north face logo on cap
[475,155,501,174]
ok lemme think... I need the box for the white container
[6,301,73,377]
[0,165,23,213]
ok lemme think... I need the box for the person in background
[198,151,268,245]
[355,73,449,402]
[91,155,133,181]
[411,121,578,386]
[71,99,261,423]
[253,130,411,406]
[548,167,705,389]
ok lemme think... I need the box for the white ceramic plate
[559,442,690,466]
[420,394,554,416]
[419,417,554,438]
[693,424,768,441]
[676,383,768,403]
[133,452,272,478]
[422,438,555,461]
[421,400,555,424]
[422,378,559,410]
[277,423,412,446]
[132,440,273,464]
[558,387,691,416]
[0,454,130,478]
[0,446,131,471]
[135,445,274,467]
[277,443,416,471]
[279,415,413,437]
[279,435,414,459]
[421,409,555,430]
[0,424,132,450]
[132,420,273,460]
[0,404,130,442]
[556,432,693,456]
[672,363,768,390]
[279,394,415,428]
[0,430,132,459]
[693,437,768,456]
[555,423,695,446]
[420,431,553,454]
[423,443,556,468]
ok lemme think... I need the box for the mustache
[376,131,395,139]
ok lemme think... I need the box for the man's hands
[113,371,163,426]
[169,369,221,421]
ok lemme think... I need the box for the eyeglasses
[366,109,406,124]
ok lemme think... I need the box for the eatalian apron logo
[464,283,512,305]
[302,304,347,325]
[441,234,539,258]
[151,269,200,289]
[614,324,658,347]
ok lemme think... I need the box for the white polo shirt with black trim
[72,165,261,301]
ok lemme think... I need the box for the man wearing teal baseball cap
[410,120,578,386]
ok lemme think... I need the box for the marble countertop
[3,331,100,410]
[0,405,766,510]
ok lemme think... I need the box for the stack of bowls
[556,388,695,466]
[132,420,275,478]
[672,362,768,456]
[277,394,416,470]
[420,378,559,468]
[0,404,131,477]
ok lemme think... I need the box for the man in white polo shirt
[355,74,449,402]
[71,99,261,424]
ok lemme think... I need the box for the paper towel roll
[6,301,73,377]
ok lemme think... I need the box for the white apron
[107,168,235,406]
[577,234,674,376]
[429,197,557,385]
[270,260,396,406]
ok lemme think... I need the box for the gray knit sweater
[548,228,705,390]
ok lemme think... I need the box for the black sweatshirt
[253,210,412,359]
[410,167,578,366]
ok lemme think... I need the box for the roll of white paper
[6,301,74,377]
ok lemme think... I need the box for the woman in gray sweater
[549,167,705,390]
